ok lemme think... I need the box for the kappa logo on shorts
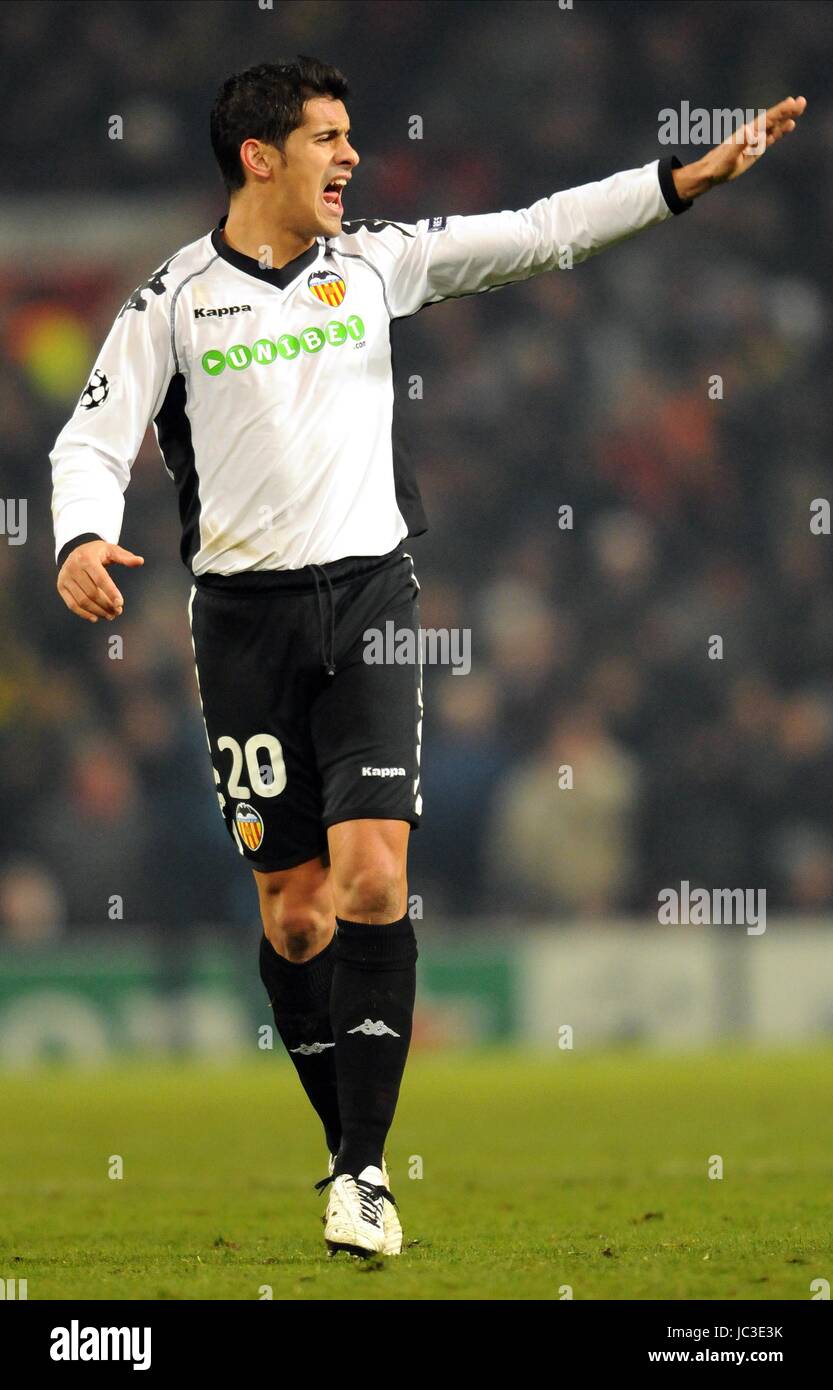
[235,802,264,851]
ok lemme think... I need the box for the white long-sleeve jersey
[50,156,691,575]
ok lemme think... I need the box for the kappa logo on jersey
[235,802,264,851]
[361,766,406,778]
[426,216,448,232]
[78,369,109,410]
[118,256,177,316]
[308,269,347,307]
[193,304,252,319]
[340,218,414,238]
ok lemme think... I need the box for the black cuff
[335,914,418,968]
[658,155,694,215]
[56,533,103,568]
[260,934,336,1005]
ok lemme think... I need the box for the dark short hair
[210,57,350,195]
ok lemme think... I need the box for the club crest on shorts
[308,268,346,307]
[235,802,264,852]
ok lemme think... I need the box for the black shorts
[187,543,423,873]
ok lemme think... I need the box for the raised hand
[673,96,807,200]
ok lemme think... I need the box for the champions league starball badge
[79,369,110,410]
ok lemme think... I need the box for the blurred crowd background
[2,0,832,936]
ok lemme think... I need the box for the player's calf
[256,860,342,1155]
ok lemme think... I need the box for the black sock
[330,913,418,1177]
[259,934,341,1156]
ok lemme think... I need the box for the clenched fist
[57,540,144,623]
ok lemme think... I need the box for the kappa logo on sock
[289,1041,335,1055]
[346,1019,401,1038]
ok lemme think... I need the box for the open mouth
[322,178,346,213]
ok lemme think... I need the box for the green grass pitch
[1,1049,831,1300]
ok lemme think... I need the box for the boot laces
[356,1178,389,1227]
[315,1172,395,1228]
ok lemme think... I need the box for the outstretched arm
[361,95,807,321]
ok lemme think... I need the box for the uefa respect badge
[235,802,264,851]
[308,269,346,307]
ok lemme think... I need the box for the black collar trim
[211,215,323,289]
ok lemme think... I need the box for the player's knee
[263,904,332,960]
[257,885,333,961]
[334,864,406,923]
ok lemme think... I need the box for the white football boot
[320,1155,402,1257]
[379,1157,403,1256]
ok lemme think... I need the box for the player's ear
[239,138,273,181]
